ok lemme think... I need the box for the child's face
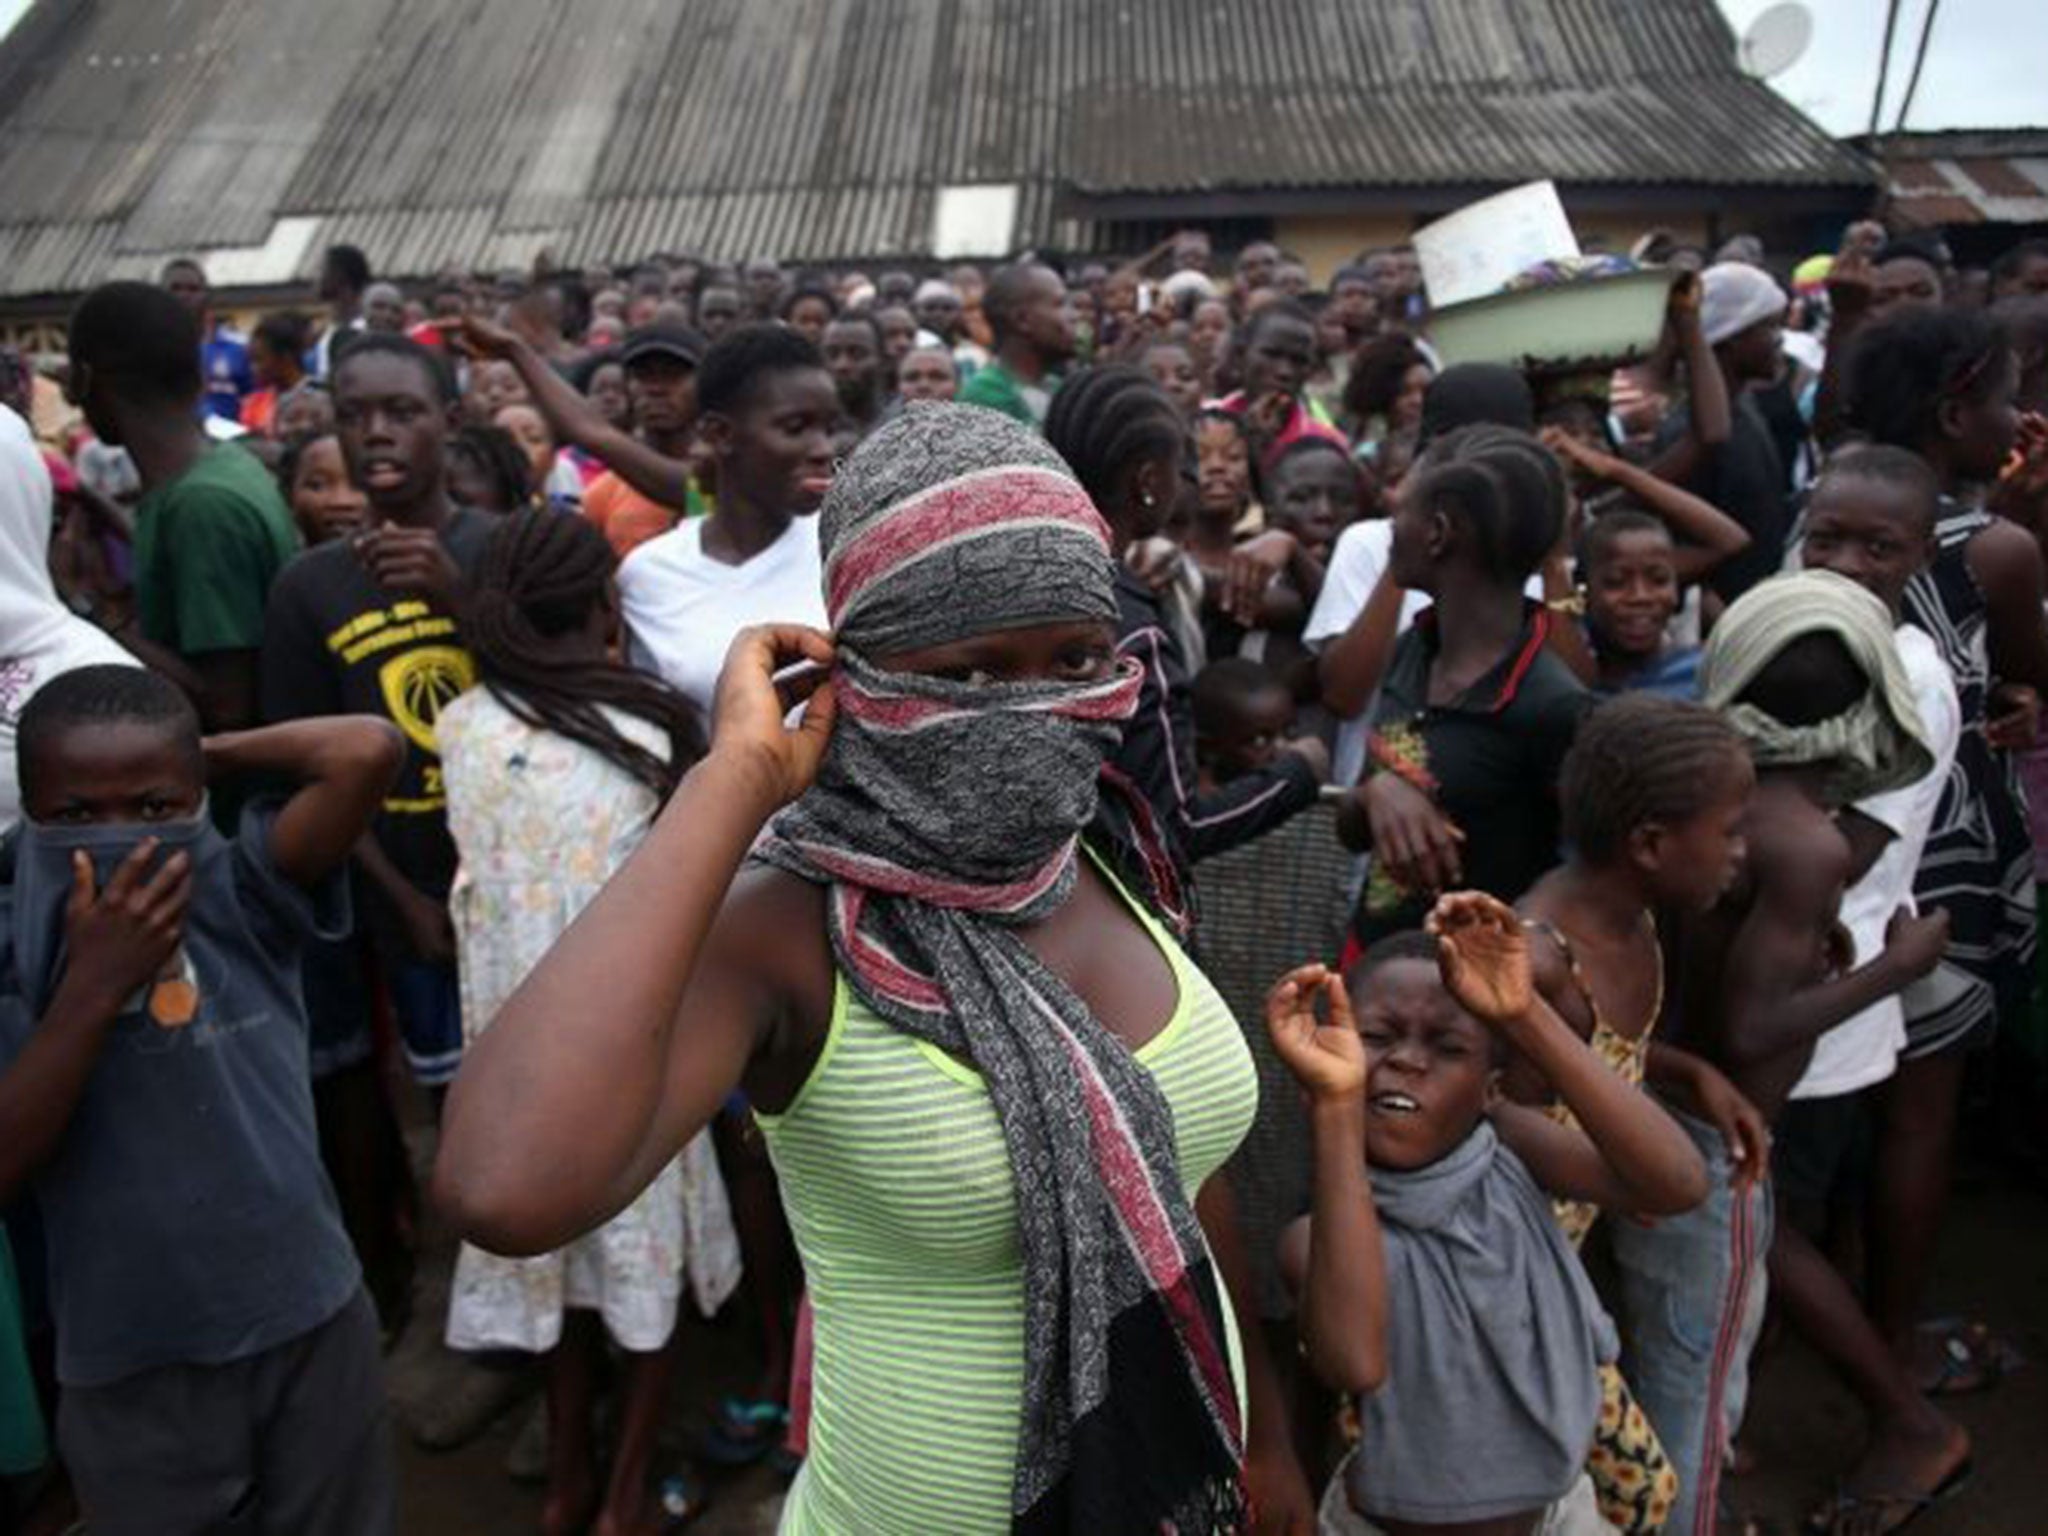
[1203,686,1294,783]
[1800,478,1934,618]
[1349,958,1501,1172]
[24,723,204,826]
[1642,756,1754,912]
[1195,419,1250,518]
[1268,449,1354,562]
[1586,530,1679,660]
[289,435,369,544]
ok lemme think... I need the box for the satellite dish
[1739,2,1813,80]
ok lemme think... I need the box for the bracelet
[1545,590,1587,618]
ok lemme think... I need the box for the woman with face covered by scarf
[436,403,1320,1535]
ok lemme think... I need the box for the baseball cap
[619,322,706,369]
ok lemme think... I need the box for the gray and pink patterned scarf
[754,404,1246,1533]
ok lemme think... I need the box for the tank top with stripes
[755,865,1258,1535]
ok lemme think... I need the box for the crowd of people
[0,217,2045,1536]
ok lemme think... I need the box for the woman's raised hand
[1425,892,1534,1027]
[710,625,838,810]
[1264,964,1368,1103]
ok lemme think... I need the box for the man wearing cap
[582,323,710,557]
[1652,261,1792,600]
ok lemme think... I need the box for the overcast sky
[0,0,2039,136]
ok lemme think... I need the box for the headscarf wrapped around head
[1699,569,1932,804]
[754,403,1244,1532]
[1700,261,1789,346]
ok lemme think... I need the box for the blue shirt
[199,324,253,422]
[0,803,360,1385]
[1600,644,1702,701]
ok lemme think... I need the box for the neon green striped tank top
[755,868,1258,1535]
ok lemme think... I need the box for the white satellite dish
[1739,2,1813,80]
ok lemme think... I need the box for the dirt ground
[395,1148,2047,1536]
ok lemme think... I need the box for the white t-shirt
[1303,518,1543,788]
[619,514,826,715]
[1793,624,1959,1100]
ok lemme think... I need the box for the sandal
[697,1396,788,1466]
[1804,1458,1972,1536]
[1913,1317,2021,1397]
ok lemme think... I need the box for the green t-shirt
[133,444,301,656]
[957,360,1060,428]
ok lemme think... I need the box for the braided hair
[1842,305,2006,453]
[1043,364,1185,512]
[1404,423,1565,583]
[1561,693,1749,864]
[463,510,703,801]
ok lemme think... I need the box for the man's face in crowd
[162,264,208,316]
[1171,230,1213,275]
[896,346,957,403]
[697,287,742,340]
[1013,269,1076,364]
[822,319,884,412]
[1872,257,1943,317]
[874,307,917,365]
[627,354,696,436]
[334,351,451,512]
[1236,242,1280,294]
[745,260,785,317]
[914,290,963,339]
[364,286,407,333]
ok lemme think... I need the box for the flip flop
[696,1396,788,1466]
[1804,1457,1972,1536]
[1914,1317,2022,1397]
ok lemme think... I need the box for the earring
[1140,490,1157,509]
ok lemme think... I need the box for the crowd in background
[0,213,2046,1536]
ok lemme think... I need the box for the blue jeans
[1608,1108,1773,1536]
[388,960,463,1088]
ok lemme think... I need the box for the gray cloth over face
[755,403,1248,1532]
[1351,1123,1617,1526]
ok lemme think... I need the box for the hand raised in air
[1264,964,1367,1103]
[1425,891,1534,1027]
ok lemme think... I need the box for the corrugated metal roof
[1867,131,2048,229]
[0,0,1873,300]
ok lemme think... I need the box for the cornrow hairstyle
[1842,305,2006,453]
[696,323,826,419]
[448,423,533,512]
[332,329,458,405]
[1405,423,1566,583]
[1561,694,1748,864]
[17,663,201,803]
[463,510,704,802]
[1578,508,1673,577]
[1043,364,1186,513]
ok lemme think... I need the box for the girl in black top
[1345,426,1592,947]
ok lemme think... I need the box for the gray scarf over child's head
[755,403,1248,1532]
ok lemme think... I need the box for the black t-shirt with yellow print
[258,509,491,930]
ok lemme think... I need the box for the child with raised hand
[0,665,403,1535]
[1268,893,1707,1536]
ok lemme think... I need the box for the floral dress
[439,689,740,1353]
